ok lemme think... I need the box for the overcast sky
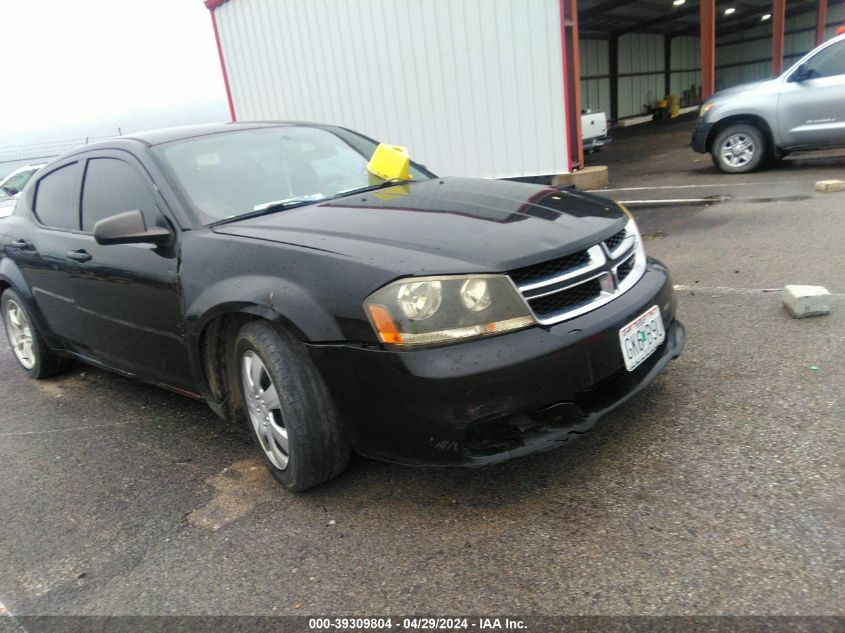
[2,0,228,151]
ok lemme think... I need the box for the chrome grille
[616,255,635,283]
[509,220,647,325]
[603,228,627,252]
[528,278,602,318]
[509,250,590,283]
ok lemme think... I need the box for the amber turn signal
[367,304,404,344]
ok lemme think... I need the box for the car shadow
[6,344,684,521]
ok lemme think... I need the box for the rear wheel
[235,321,350,491]
[1,289,70,378]
[711,124,766,173]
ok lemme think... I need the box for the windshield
[154,125,433,224]
[0,168,38,196]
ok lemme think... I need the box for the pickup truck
[692,33,845,173]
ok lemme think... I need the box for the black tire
[711,124,767,173]
[1,289,70,378]
[234,320,350,491]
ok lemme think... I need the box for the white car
[0,163,46,218]
[0,163,46,198]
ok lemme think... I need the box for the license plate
[619,305,665,372]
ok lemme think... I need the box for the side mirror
[93,209,172,246]
[789,63,810,82]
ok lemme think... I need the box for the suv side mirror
[93,209,172,246]
[790,63,811,82]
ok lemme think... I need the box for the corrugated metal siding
[580,39,611,115]
[617,33,664,118]
[715,12,828,89]
[670,36,700,100]
[215,0,569,178]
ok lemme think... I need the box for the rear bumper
[691,121,714,153]
[583,136,611,151]
[308,259,683,466]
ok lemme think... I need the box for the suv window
[34,164,79,230]
[802,40,845,79]
[81,158,158,232]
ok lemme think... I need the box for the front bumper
[691,121,714,153]
[308,259,684,466]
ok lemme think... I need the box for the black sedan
[0,123,684,490]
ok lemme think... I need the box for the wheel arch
[0,259,61,348]
[0,258,33,302]
[706,115,775,155]
[190,291,336,420]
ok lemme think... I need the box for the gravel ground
[0,119,842,622]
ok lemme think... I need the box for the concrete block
[552,165,608,191]
[782,285,832,318]
[815,180,845,193]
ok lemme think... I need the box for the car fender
[0,257,64,349]
[703,80,784,148]
[186,274,344,343]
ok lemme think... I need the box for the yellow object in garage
[668,94,680,118]
[367,143,413,182]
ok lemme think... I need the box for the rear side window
[34,164,78,230]
[81,158,158,232]
[804,41,845,79]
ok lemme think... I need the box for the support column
[664,35,672,97]
[609,34,619,121]
[772,0,786,75]
[815,0,828,45]
[562,0,584,170]
[699,0,715,100]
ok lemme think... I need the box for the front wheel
[711,124,767,173]
[235,321,350,491]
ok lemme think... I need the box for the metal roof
[577,0,833,37]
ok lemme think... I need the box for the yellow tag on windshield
[367,144,412,182]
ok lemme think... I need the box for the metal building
[577,0,843,121]
[207,0,843,178]
[207,0,583,179]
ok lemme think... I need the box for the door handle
[67,249,93,262]
[11,239,30,249]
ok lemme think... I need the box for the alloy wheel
[720,133,755,168]
[4,299,35,370]
[241,349,289,470]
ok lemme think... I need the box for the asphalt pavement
[1,119,843,622]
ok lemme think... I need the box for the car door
[5,160,90,346]
[70,152,194,391]
[778,39,845,148]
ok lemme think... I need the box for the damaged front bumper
[307,259,684,466]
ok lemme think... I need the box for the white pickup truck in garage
[582,110,609,153]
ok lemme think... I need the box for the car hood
[713,78,773,98]
[212,177,626,272]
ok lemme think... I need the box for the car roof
[52,121,339,160]
[121,121,333,147]
[27,120,350,187]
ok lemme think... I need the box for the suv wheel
[234,320,350,491]
[711,124,766,173]
[1,289,70,378]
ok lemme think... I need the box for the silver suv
[692,33,845,173]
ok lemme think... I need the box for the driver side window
[801,41,845,79]
[81,158,161,232]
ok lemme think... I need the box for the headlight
[699,102,716,118]
[397,280,442,320]
[365,274,535,347]
[616,203,648,288]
